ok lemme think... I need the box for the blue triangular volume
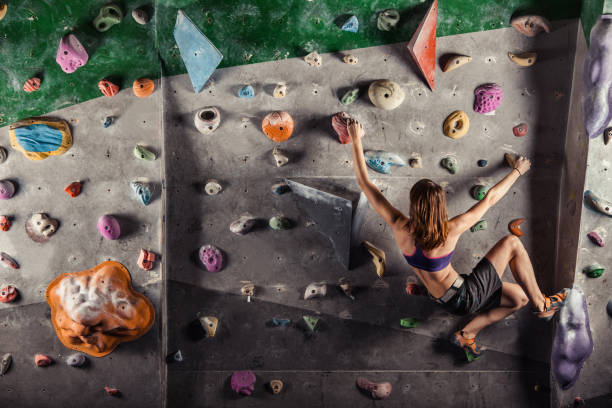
[173,10,223,93]
[341,15,358,33]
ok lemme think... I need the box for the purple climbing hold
[231,370,256,395]
[587,231,605,247]
[0,180,15,200]
[198,245,222,272]
[552,287,594,390]
[97,215,121,240]
[473,83,503,114]
[56,34,89,74]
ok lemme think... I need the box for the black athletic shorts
[443,257,503,315]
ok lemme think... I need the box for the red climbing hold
[98,80,119,98]
[0,216,10,231]
[331,112,352,144]
[23,77,41,92]
[405,283,424,296]
[406,0,437,90]
[64,181,82,198]
[104,386,121,397]
[34,354,52,367]
[0,285,18,303]
[513,123,528,137]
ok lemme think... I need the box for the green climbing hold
[471,185,488,201]
[470,220,487,232]
[303,315,319,331]
[133,144,156,161]
[341,87,359,105]
[584,264,605,278]
[441,156,458,174]
[400,317,419,328]
[269,216,293,230]
[93,4,123,32]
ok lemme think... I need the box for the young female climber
[347,118,567,361]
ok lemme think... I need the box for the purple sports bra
[403,244,454,272]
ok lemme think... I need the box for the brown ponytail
[409,179,449,250]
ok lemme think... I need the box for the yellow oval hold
[507,52,537,67]
[443,110,470,139]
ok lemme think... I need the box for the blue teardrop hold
[341,15,359,33]
[238,85,255,99]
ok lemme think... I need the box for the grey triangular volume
[286,179,367,269]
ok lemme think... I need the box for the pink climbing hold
[199,245,223,273]
[56,34,89,74]
[97,215,121,240]
[473,83,503,114]
[0,285,18,303]
[512,123,528,137]
[331,112,352,144]
[356,377,392,399]
[231,370,256,395]
[34,354,52,367]
[587,232,605,247]
[104,386,121,397]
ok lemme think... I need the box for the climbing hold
[400,317,419,328]
[262,111,294,142]
[584,190,612,217]
[341,87,360,105]
[133,78,154,98]
[442,55,472,72]
[552,287,593,390]
[406,0,437,90]
[302,315,319,331]
[368,79,405,110]
[471,185,488,201]
[204,179,222,195]
[364,151,406,174]
[269,216,293,230]
[363,241,386,278]
[9,117,72,161]
[138,249,156,270]
[504,152,517,168]
[0,353,12,375]
[167,350,183,363]
[199,316,218,337]
[377,9,400,31]
[23,77,41,92]
[341,15,358,33]
[194,107,221,134]
[607,299,612,317]
[132,7,149,24]
[473,83,503,114]
[605,128,612,145]
[269,380,284,394]
[0,216,11,231]
[343,54,358,65]
[510,15,551,37]
[356,377,392,400]
[443,110,469,139]
[477,159,488,167]
[273,146,289,167]
[583,264,604,278]
[25,213,59,243]
[230,215,257,235]
[56,34,88,73]
[441,156,458,174]
[337,278,355,300]
[131,181,152,206]
[104,387,121,397]
[273,82,287,98]
[93,4,123,32]
[304,51,322,67]
[0,180,14,199]
[470,220,487,232]
[34,354,52,367]
[0,285,18,303]
[66,353,87,367]
[97,215,121,240]
[199,245,223,273]
[241,283,255,297]
[587,231,605,247]
[304,282,327,300]
[98,79,119,98]
[513,123,528,137]
[231,370,256,396]
[0,147,6,164]
[405,283,424,296]
[508,51,537,67]
[267,318,291,327]
[508,218,525,236]
[0,2,6,21]
[64,181,82,198]
[134,145,156,161]
[271,182,291,195]
[331,112,352,144]
[409,156,422,168]
[238,85,255,99]
[103,116,113,128]
[0,252,19,269]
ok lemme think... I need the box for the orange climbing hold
[406,0,437,90]
[23,77,41,92]
[98,79,119,98]
[261,111,294,142]
[133,78,154,98]
[509,218,525,237]
[64,181,82,198]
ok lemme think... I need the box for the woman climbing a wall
[347,119,568,362]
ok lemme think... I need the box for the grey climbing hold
[377,9,400,31]
[230,214,257,235]
[241,283,255,297]
[271,182,291,195]
[273,82,287,98]
[0,353,11,375]
[584,190,612,217]
[368,79,405,110]
[409,156,422,168]
[132,7,149,24]
[304,51,322,67]
[471,185,488,201]
[133,144,156,161]
[273,146,289,167]
[194,107,220,134]
[341,87,359,105]
[341,15,358,33]
[304,282,327,300]
[441,156,458,174]
[168,350,183,363]
[338,278,355,300]
[66,353,87,367]
[470,220,487,232]
[343,54,358,65]
[0,147,6,164]
[204,179,222,195]
[477,159,488,167]
[131,181,152,206]
[269,216,293,230]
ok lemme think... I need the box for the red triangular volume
[407,0,437,90]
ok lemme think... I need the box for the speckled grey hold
[0,353,11,375]
[0,147,7,164]
[66,353,87,367]
[132,7,149,24]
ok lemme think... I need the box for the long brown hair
[409,179,449,250]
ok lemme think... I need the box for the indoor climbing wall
[163,20,581,406]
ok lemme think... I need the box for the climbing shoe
[451,331,483,362]
[535,289,568,321]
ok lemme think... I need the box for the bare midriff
[411,263,460,298]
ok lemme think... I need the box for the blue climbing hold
[103,116,113,128]
[131,181,151,206]
[238,85,254,99]
[13,124,63,153]
[341,15,359,33]
[364,150,406,174]
[477,159,488,167]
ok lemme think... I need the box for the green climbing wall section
[0,0,580,126]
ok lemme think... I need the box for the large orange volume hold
[133,78,154,98]
[46,261,155,357]
[261,111,294,142]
